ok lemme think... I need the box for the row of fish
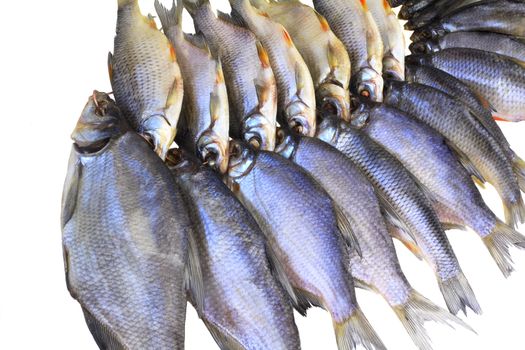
[62,0,525,349]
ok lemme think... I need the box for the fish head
[274,127,299,160]
[317,82,351,122]
[140,113,175,161]
[410,25,445,43]
[315,115,340,145]
[382,79,404,105]
[405,54,431,66]
[197,130,230,174]
[409,40,438,54]
[165,148,200,175]
[71,91,126,153]
[352,67,384,103]
[349,97,371,129]
[243,112,276,151]
[285,100,316,137]
[226,140,256,190]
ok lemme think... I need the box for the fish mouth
[352,67,384,103]
[243,112,276,151]
[226,141,255,184]
[141,114,175,160]
[382,57,405,81]
[349,99,371,128]
[198,133,229,174]
[286,101,316,137]
[409,41,433,54]
[274,128,297,160]
[317,82,351,122]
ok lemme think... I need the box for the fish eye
[248,136,261,150]
[292,124,304,135]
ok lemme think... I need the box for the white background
[1,0,524,349]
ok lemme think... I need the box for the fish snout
[382,57,405,81]
[243,114,276,151]
[198,133,229,174]
[286,101,316,137]
[317,83,351,122]
[226,140,255,183]
[141,114,175,160]
[355,68,384,103]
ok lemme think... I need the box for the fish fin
[334,205,362,257]
[334,308,386,350]
[393,290,475,350]
[184,32,211,53]
[118,0,138,8]
[155,0,183,33]
[438,272,481,316]
[185,229,205,315]
[263,240,300,311]
[446,141,486,185]
[82,307,127,350]
[359,0,368,11]
[107,52,114,83]
[492,112,525,122]
[441,223,467,231]
[294,287,322,314]
[513,156,525,193]
[502,195,525,228]
[353,279,373,291]
[483,220,525,277]
[61,151,81,228]
[314,10,330,32]
[471,91,496,113]
[255,41,271,69]
[216,9,247,27]
[281,27,294,48]
[327,40,339,72]
[294,63,306,97]
[202,319,246,350]
[182,0,208,15]
[472,175,486,189]
[378,194,420,249]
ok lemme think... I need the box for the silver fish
[156,0,229,173]
[62,92,199,349]
[313,0,384,102]
[167,150,301,350]
[275,130,471,349]
[230,0,317,136]
[109,0,183,160]
[384,80,525,228]
[317,117,481,315]
[249,0,352,121]
[354,102,525,277]
[183,0,278,150]
[226,141,385,350]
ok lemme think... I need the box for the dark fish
[62,92,199,349]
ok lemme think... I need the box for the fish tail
[483,219,525,278]
[503,195,525,228]
[182,0,208,15]
[333,308,386,350]
[117,0,137,8]
[438,272,481,316]
[155,0,183,31]
[392,290,475,350]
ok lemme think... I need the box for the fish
[406,49,525,123]
[411,0,525,42]
[313,0,384,102]
[399,0,440,19]
[226,140,385,350]
[353,101,525,277]
[368,0,406,80]
[62,92,200,349]
[108,0,184,160]
[166,149,301,350]
[275,129,472,349]
[183,0,278,150]
[316,117,481,315]
[156,0,229,173]
[383,80,525,228]
[249,0,352,121]
[403,0,481,30]
[387,0,406,7]
[410,31,525,64]
[229,0,317,136]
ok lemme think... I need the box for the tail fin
[483,220,525,278]
[334,308,386,350]
[438,272,481,316]
[503,195,525,228]
[182,0,208,15]
[155,0,183,32]
[393,291,475,350]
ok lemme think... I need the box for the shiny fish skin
[184,0,278,150]
[411,0,525,42]
[399,0,439,19]
[250,0,351,121]
[406,49,525,122]
[62,92,193,349]
[275,131,469,349]
[230,0,317,137]
[383,80,525,228]
[410,31,525,66]
[355,102,525,277]
[316,117,481,315]
[156,1,229,174]
[167,151,301,350]
[368,0,405,80]
[226,142,385,350]
[109,0,183,160]
[403,0,481,30]
[313,0,384,102]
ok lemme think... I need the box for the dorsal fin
[216,9,246,27]
[183,32,211,54]
[281,27,293,47]
[314,10,330,32]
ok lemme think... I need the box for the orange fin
[169,43,177,62]
[315,11,330,32]
[147,14,158,29]
[493,115,511,122]
[256,41,271,68]
[360,0,368,11]
[282,28,293,47]
[107,52,114,82]
[402,240,424,260]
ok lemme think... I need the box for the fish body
[167,151,301,350]
[411,31,525,64]
[275,130,469,349]
[62,92,194,349]
[230,0,317,136]
[250,0,351,121]
[316,117,481,315]
[184,0,278,150]
[226,141,385,350]
[313,0,384,102]
[399,0,440,19]
[387,0,406,7]
[403,0,480,30]
[109,0,183,159]
[411,0,525,42]
[368,0,405,80]
[354,102,525,277]
[156,1,229,173]
[384,80,525,227]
